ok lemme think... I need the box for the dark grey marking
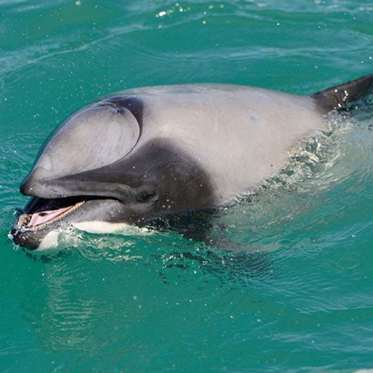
[12,139,216,249]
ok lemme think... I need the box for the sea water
[1,0,373,371]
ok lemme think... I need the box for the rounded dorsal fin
[312,74,373,112]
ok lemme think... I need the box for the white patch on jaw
[72,221,153,235]
[38,231,60,250]
[33,222,153,251]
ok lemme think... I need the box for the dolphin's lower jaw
[11,225,47,250]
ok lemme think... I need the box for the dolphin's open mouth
[16,196,91,232]
[11,195,123,250]
[19,200,84,231]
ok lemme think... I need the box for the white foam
[38,230,60,250]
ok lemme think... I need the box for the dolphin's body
[10,76,373,249]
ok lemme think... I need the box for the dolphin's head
[10,96,214,250]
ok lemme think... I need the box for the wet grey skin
[10,75,373,250]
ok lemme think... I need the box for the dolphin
[10,75,373,250]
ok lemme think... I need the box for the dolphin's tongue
[21,199,86,229]
[28,206,73,227]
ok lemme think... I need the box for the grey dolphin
[10,75,373,249]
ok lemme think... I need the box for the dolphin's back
[121,84,326,202]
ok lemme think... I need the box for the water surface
[1,0,373,372]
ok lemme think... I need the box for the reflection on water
[37,261,99,351]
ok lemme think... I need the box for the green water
[2,0,373,372]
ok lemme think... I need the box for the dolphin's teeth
[17,213,31,230]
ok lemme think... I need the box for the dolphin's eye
[34,104,140,179]
[136,190,157,203]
